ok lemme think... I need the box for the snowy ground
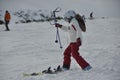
[0,18,120,80]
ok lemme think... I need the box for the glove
[55,23,62,28]
[76,38,81,47]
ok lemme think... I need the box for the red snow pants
[63,43,90,69]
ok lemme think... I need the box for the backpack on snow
[75,14,86,32]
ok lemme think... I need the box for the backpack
[75,14,86,32]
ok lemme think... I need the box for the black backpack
[75,14,86,32]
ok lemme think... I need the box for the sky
[0,0,120,18]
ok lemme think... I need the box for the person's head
[6,10,9,13]
[64,10,76,23]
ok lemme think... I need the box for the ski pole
[56,27,62,48]
[53,7,62,48]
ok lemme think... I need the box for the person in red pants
[55,10,92,71]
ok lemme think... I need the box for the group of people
[2,10,92,71]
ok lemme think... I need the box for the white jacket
[61,18,83,43]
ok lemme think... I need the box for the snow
[0,17,120,80]
[0,0,120,80]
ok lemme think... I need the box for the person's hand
[76,38,81,47]
[55,23,62,28]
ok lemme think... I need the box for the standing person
[55,10,92,71]
[4,10,11,31]
[90,12,93,19]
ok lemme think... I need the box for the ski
[23,72,44,76]
[23,65,63,77]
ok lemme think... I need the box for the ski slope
[0,18,120,80]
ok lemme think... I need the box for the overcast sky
[0,0,120,18]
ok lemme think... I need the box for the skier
[4,10,11,31]
[55,10,92,71]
